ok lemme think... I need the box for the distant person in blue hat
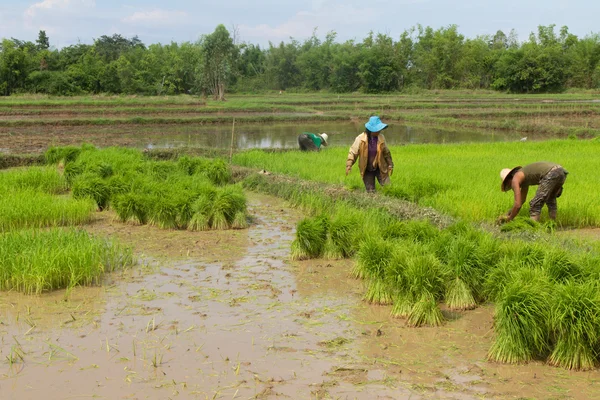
[345,116,394,192]
[298,132,328,151]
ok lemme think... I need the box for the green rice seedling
[363,279,394,305]
[488,276,552,364]
[483,257,520,302]
[403,247,446,301]
[542,248,583,284]
[382,219,440,243]
[204,158,231,185]
[72,173,111,210]
[177,156,209,175]
[112,192,150,224]
[407,292,445,327]
[231,211,249,229]
[327,214,357,259]
[0,189,95,231]
[44,146,81,164]
[148,194,179,229]
[107,175,131,196]
[64,161,85,185]
[93,162,114,179]
[500,217,541,233]
[549,281,600,370]
[291,216,329,260]
[211,185,247,227]
[0,166,66,194]
[352,237,394,279]
[0,228,134,294]
[390,291,416,319]
[442,236,483,310]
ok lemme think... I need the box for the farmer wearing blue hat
[346,116,394,192]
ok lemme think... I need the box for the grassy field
[233,139,600,228]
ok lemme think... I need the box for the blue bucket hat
[365,116,388,132]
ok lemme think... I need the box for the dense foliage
[2,24,600,96]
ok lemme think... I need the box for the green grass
[0,228,134,294]
[233,140,600,227]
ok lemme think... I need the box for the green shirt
[520,162,558,186]
[303,132,323,148]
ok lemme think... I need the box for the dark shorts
[529,166,568,217]
[298,134,318,151]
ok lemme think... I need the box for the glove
[389,166,394,176]
[345,165,352,176]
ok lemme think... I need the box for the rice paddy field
[2,92,600,399]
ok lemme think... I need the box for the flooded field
[0,122,540,155]
[1,193,597,399]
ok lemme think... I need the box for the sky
[1,0,599,48]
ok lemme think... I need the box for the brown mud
[1,193,598,400]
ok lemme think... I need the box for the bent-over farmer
[298,132,328,151]
[498,161,568,223]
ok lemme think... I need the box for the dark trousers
[363,168,383,193]
[298,134,318,151]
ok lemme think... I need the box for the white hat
[500,166,521,191]
[320,133,328,145]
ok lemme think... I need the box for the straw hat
[500,166,521,191]
[319,133,328,145]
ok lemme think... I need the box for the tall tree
[199,25,236,100]
[36,30,50,50]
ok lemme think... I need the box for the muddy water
[0,121,536,155]
[1,193,597,399]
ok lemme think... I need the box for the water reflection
[133,122,530,150]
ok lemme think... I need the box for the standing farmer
[298,132,328,151]
[345,116,394,193]
[498,162,568,223]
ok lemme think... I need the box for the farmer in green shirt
[298,132,328,151]
[498,161,568,223]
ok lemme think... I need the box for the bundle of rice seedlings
[542,248,582,284]
[72,174,111,210]
[483,257,521,302]
[403,248,445,301]
[390,291,416,319]
[407,292,444,327]
[149,195,179,229]
[363,279,394,305]
[382,219,439,243]
[231,211,249,229]
[352,237,394,279]
[94,162,114,179]
[113,193,149,225]
[442,236,482,310]
[44,146,81,165]
[291,216,329,260]
[64,161,85,185]
[204,158,231,185]
[145,161,181,181]
[107,175,130,196]
[549,281,600,370]
[500,217,540,233]
[188,194,214,232]
[327,215,356,259]
[210,186,247,230]
[488,278,552,364]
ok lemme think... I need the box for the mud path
[1,193,597,399]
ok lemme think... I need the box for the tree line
[1,24,600,98]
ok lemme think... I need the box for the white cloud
[122,9,189,26]
[25,0,96,19]
[239,3,377,43]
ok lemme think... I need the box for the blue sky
[1,0,599,48]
